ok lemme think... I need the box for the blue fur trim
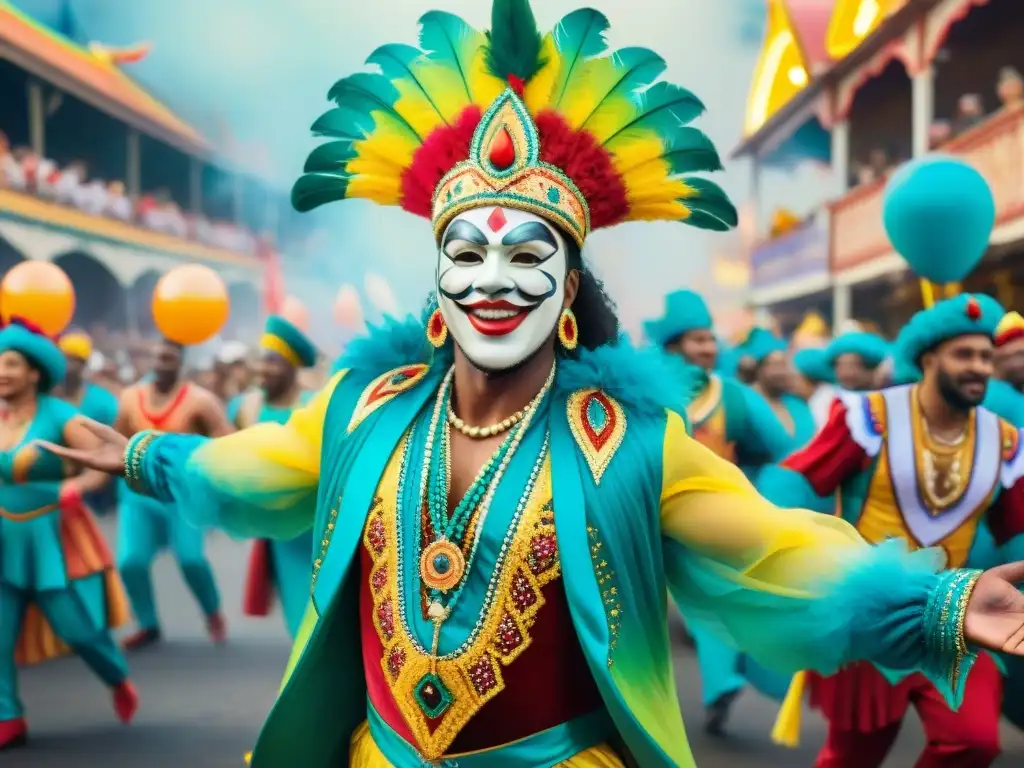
[555,342,700,418]
[332,298,453,377]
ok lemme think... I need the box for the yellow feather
[346,173,403,205]
[583,95,641,144]
[621,160,689,203]
[558,58,621,129]
[524,35,559,113]
[412,63,474,124]
[467,47,506,110]
[610,134,665,175]
[353,122,417,171]
[627,199,691,221]
[392,81,445,139]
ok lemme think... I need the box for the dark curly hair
[563,235,620,352]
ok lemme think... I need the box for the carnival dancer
[40,3,1024,766]
[0,319,137,751]
[763,293,1024,767]
[825,330,890,393]
[228,316,317,638]
[115,336,232,649]
[53,330,120,514]
[746,329,816,448]
[792,347,836,429]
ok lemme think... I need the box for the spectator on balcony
[54,160,87,205]
[997,67,1024,109]
[74,176,109,217]
[105,181,132,221]
[953,93,985,135]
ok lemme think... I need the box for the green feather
[577,47,666,130]
[417,10,480,103]
[484,0,544,82]
[292,171,351,213]
[366,43,447,125]
[603,82,705,148]
[550,8,611,108]
[322,73,421,141]
[311,107,376,140]
[679,177,737,231]
[303,140,358,173]
[658,128,723,176]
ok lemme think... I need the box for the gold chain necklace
[446,368,554,439]
[919,412,969,512]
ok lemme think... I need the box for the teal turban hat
[643,290,713,347]
[824,332,890,370]
[893,293,1003,381]
[260,315,317,368]
[0,319,66,393]
[743,327,788,365]
[793,348,833,383]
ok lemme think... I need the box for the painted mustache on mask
[438,269,557,305]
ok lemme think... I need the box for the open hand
[964,562,1024,653]
[35,419,129,476]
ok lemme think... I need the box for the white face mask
[437,207,567,372]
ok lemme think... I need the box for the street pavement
[7,517,1024,767]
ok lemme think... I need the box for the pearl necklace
[446,367,555,439]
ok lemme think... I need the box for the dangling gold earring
[558,308,578,351]
[427,308,448,348]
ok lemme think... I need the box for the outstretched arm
[41,371,347,542]
[659,410,1018,709]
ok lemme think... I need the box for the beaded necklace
[412,363,555,667]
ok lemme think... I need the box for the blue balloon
[883,155,995,284]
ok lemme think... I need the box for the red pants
[814,654,1002,768]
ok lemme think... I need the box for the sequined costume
[228,316,316,638]
[121,2,1000,765]
[0,322,133,748]
[761,294,1024,767]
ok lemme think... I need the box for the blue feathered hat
[793,348,834,383]
[743,327,787,365]
[894,293,1003,381]
[824,332,890,370]
[0,318,66,393]
[643,290,713,347]
[260,315,317,368]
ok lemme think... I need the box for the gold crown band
[430,88,590,246]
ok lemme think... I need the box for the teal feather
[656,127,723,176]
[603,81,705,148]
[578,47,666,129]
[550,8,611,107]
[417,10,481,103]
[292,172,351,213]
[303,140,358,173]
[485,0,544,82]
[322,73,421,141]
[366,43,447,125]
[680,177,738,231]
[311,107,376,140]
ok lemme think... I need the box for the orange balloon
[152,264,229,345]
[281,295,310,332]
[0,261,75,336]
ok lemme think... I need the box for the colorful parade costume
[762,294,1022,767]
[229,316,317,638]
[117,379,222,646]
[793,347,835,429]
[117,3,1004,766]
[0,321,134,748]
[986,312,1024,427]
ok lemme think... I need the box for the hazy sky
[13,0,821,336]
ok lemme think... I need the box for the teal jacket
[132,318,983,768]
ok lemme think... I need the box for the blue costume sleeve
[758,463,835,514]
[660,411,977,709]
[736,383,793,462]
[132,373,345,541]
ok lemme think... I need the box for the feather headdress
[293,0,737,245]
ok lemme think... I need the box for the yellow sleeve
[660,409,869,595]
[147,372,345,540]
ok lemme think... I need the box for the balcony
[830,105,1024,274]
